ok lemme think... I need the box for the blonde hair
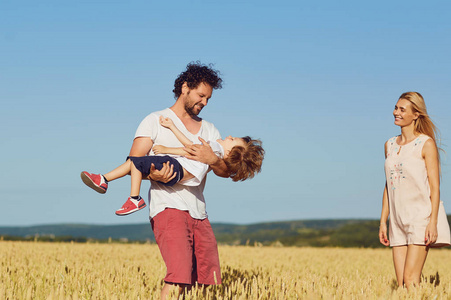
[399,91,442,159]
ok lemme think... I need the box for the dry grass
[1,241,451,299]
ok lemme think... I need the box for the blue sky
[1,1,451,226]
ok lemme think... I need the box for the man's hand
[146,162,176,183]
[185,137,230,178]
[184,137,219,165]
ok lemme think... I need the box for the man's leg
[151,209,196,298]
[193,217,222,285]
[160,283,186,300]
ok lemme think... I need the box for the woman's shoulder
[417,134,436,151]
[384,136,398,155]
[386,135,399,145]
[417,134,432,142]
[409,134,433,149]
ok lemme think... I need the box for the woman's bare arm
[379,141,390,246]
[423,138,440,245]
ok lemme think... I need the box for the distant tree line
[0,235,150,244]
[1,235,88,243]
[2,216,450,248]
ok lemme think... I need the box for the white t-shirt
[134,108,221,220]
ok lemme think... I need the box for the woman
[379,92,450,288]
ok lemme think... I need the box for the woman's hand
[379,222,390,246]
[425,221,438,246]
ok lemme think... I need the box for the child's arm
[159,116,194,147]
[153,145,188,156]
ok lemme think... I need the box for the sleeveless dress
[385,134,450,247]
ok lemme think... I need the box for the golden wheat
[1,241,451,299]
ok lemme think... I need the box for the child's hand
[153,145,169,155]
[159,116,174,129]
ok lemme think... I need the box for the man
[128,62,229,298]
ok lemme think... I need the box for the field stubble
[1,241,451,299]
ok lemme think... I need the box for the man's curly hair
[224,137,265,182]
[173,61,223,99]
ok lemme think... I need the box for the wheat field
[1,241,451,299]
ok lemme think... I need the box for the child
[81,116,265,216]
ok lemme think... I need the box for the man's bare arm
[129,136,154,157]
[129,137,176,182]
[209,157,230,178]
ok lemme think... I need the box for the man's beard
[183,91,203,117]
[184,103,200,117]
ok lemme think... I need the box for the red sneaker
[80,171,108,194]
[115,197,146,216]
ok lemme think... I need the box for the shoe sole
[80,172,107,194]
[115,204,147,216]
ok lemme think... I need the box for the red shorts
[150,208,222,285]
